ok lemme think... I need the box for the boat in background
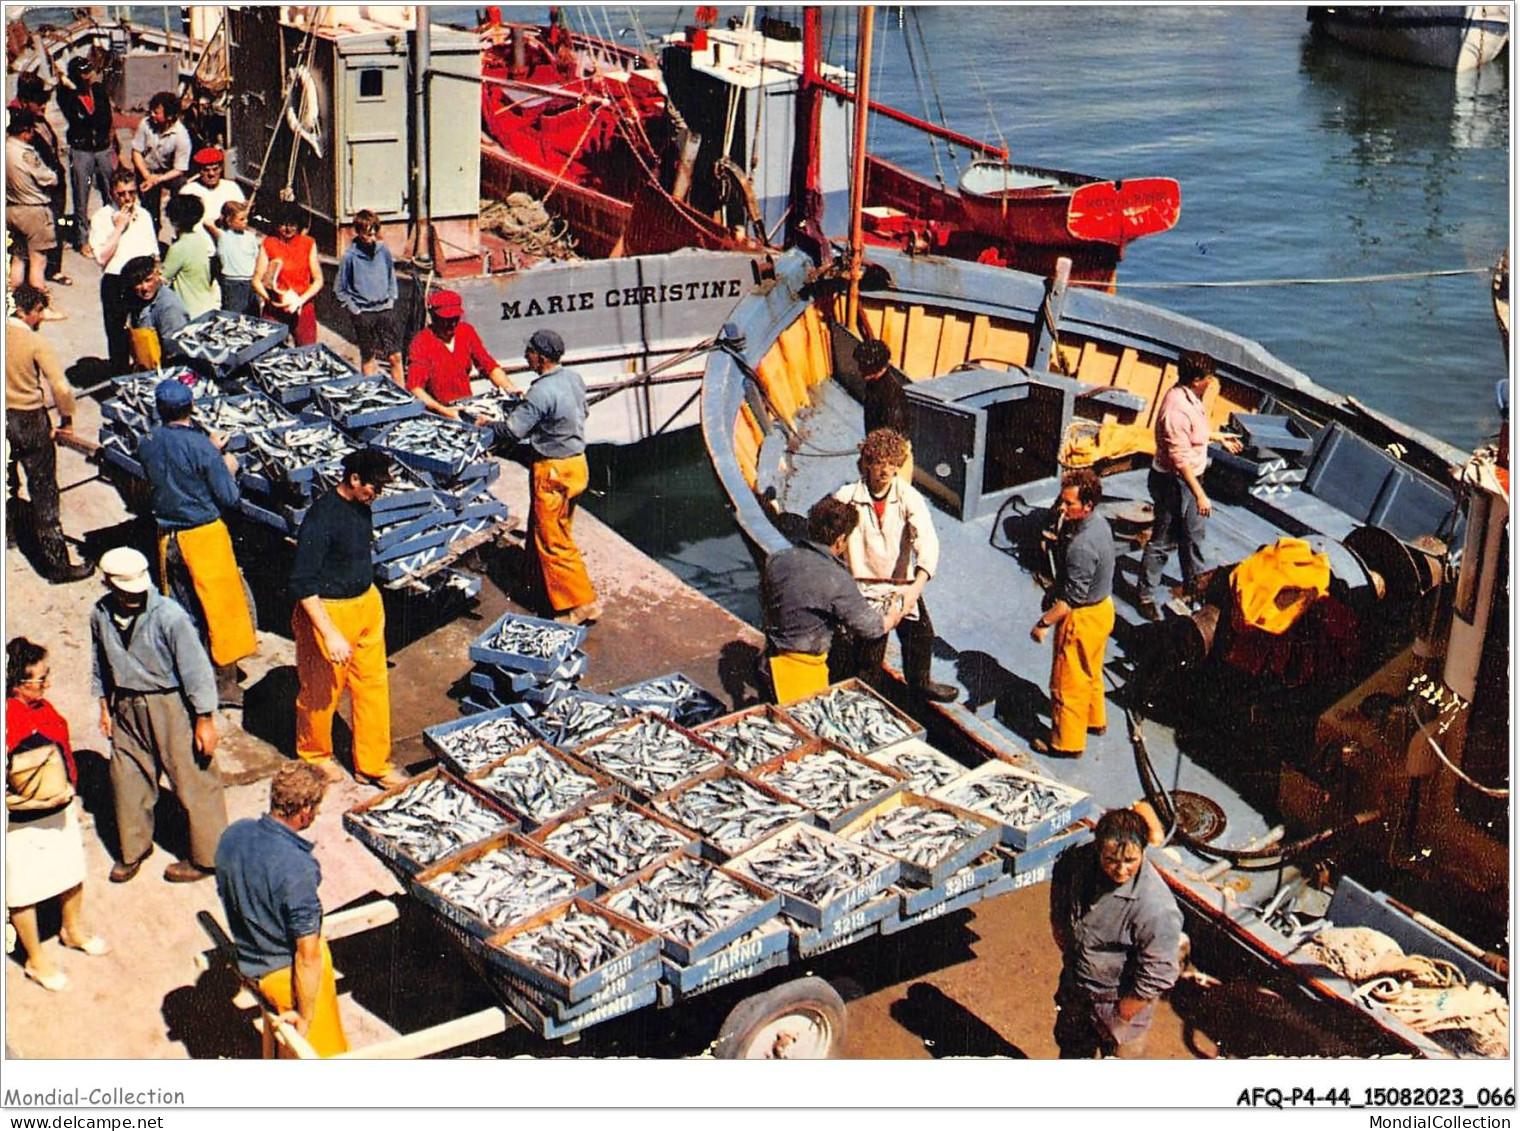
[475,8,1181,287]
[700,240,1509,1056]
[1307,6,1510,70]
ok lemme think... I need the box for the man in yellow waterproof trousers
[216,761,348,1056]
[138,378,258,706]
[288,449,406,789]
[1030,468,1117,757]
[476,328,601,626]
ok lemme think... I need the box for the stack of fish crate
[609,672,726,728]
[464,610,589,714]
[94,319,511,594]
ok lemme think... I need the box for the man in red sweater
[403,289,517,417]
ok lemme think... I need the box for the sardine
[350,774,511,866]
[729,824,888,907]
[784,685,916,754]
[934,768,1081,830]
[530,697,642,748]
[168,312,282,365]
[754,748,899,821]
[851,804,985,869]
[615,674,722,728]
[474,744,604,824]
[602,856,769,946]
[484,617,581,662]
[699,712,810,772]
[650,772,805,857]
[573,717,723,798]
[424,842,584,929]
[248,346,357,395]
[433,714,538,774]
[539,800,690,888]
[496,906,639,980]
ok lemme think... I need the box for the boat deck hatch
[906,365,1097,521]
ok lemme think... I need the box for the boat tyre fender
[712,976,848,1059]
[286,64,323,159]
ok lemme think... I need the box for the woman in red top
[6,637,109,992]
[251,201,323,346]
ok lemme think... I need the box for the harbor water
[537,5,1509,626]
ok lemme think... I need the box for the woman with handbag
[6,637,109,991]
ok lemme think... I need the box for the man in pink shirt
[1137,350,1241,621]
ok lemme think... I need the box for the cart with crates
[196,678,1096,1059]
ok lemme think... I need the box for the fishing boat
[473,7,1181,287]
[1306,6,1510,71]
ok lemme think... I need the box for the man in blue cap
[137,379,258,706]
[476,328,600,625]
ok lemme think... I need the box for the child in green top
[160,194,220,318]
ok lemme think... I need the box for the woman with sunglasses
[5,637,109,992]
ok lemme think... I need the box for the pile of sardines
[93,326,511,590]
[783,683,918,755]
[344,772,514,873]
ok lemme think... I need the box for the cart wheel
[712,976,847,1059]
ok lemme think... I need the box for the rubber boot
[214,663,245,709]
[38,532,92,583]
[902,626,957,703]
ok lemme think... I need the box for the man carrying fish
[404,289,516,418]
[831,428,957,703]
[478,329,601,627]
[1030,467,1116,757]
[1049,807,1182,1058]
[289,447,407,789]
[214,761,348,1056]
[759,495,906,704]
[137,379,259,707]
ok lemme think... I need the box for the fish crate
[469,609,587,676]
[496,970,659,1041]
[998,819,1094,884]
[864,737,970,795]
[529,797,702,891]
[246,344,357,406]
[423,703,540,776]
[492,952,663,1023]
[693,704,818,773]
[341,766,519,879]
[569,714,727,802]
[837,791,999,889]
[372,416,491,483]
[310,376,426,432]
[781,678,926,757]
[785,890,899,959]
[525,692,644,749]
[482,896,663,1003]
[371,508,447,556]
[749,744,906,833]
[167,310,289,378]
[518,679,576,708]
[648,764,816,862]
[597,851,782,966]
[657,917,792,997]
[879,879,988,936]
[371,520,462,566]
[894,852,1007,917]
[239,419,359,490]
[466,742,616,832]
[611,672,726,729]
[724,821,900,929]
[98,443,145,480]
[469,666,539,698]
[410,829,597,941]
[235,495,292,533]
[930,760,1097,850]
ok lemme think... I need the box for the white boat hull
[1310,5,1510,71]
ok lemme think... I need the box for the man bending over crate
[215,761,348,1056]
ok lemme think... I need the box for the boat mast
[846,5,875,333]
[411,5,433,269]
[786,6,828,263]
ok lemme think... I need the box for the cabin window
[358,68,385,99]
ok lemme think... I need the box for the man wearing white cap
[478,328,600,626]
[90,546,226,884]
[403,289,515,419]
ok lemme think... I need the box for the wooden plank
[935,311,972,375]
[881,303,909,368]
[333,1007,516,1060]
[324,898,401,940]
[252,1014,324,1060]
[900,305,939,378]
[967,314,992,362]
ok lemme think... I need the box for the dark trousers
[70,147,114,249]
[220,279,257,317]
[1054,982,1154,1059]
[847,597,938,689]
[108,690,227,869]
[1139,468,1207,598]
[5,407,70,572]
[100,271,134,371]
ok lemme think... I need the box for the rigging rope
[900,6,945,188]
[910,7,968,179]
[1076,267,1488,290]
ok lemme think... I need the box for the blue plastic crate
[166,310,288,377]
[612,672,726,728]
[373,416,491,483]
[481,897,664,1003]
[785,890,898,957]
[246,344,357,406]
[598,855,782,966]
[1001,820,1094,882]
[657,918,791,996]
[375,541,453,584]
[879,880,987,936]
[469,609,587,676]
[895,852,1005,917]
[495,956,663,1022]
[930,761,1097,850]
[98,444,145,480]
[236,495,291,533]
[311,376,426,432]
